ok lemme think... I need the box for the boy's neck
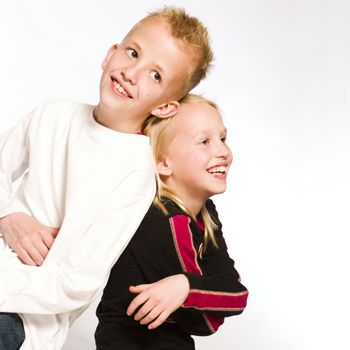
[93,105,142,134]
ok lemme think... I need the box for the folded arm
[0,109,58,265]
[0,171,155,315]
[126,201,248,334]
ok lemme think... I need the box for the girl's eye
[127,48,138,59]
[221,136,227,143]
[200,139,209,145]
[150,71,161,82]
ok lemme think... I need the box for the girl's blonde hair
[142,94,221,250]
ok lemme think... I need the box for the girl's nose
[216,142,232,161]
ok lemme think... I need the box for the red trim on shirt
[169,214,246,334]
[184,289,248,310]
[203,314,224,332]
[169,215,203,275]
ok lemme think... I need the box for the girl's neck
[163,181,207,217]
[177,195,205,218]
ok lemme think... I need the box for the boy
[0,6,213,349]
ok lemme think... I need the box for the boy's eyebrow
[154,63,164,74]
[130,41,142,52]
[129,40,165,74]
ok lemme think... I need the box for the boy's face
[97,17,195,132]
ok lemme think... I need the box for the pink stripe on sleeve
[184,289,248,311]
[169,215,203,275]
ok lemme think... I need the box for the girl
[95,95,248,349]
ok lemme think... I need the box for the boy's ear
[157,156,172,176]
[151,101,180,119]
[102,44,118,70]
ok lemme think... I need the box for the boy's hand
[127,274,190,330]
[0,212,59,266]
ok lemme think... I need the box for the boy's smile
[111,76,132,99]
[95,17,196,133]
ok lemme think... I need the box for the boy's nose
[121,65,140,85]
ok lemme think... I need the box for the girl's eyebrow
[196,127,227,135]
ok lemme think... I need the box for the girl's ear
[157,156,172,176]
[151,101,180,119]
[102,44,118,70]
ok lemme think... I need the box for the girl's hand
[127,274,190,329]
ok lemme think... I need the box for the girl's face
[159,103,232,213]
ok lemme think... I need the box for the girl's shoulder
[146,198,220,221]
[140,199,190,230]
[140,198,221,234]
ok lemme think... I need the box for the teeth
[113,81,128,96]
[208,166,226,174]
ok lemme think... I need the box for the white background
[1,0,349,349]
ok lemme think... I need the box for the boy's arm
[0,119,29,215]
[0,167,155,314]
[0,213,59,266]
[0,115,58,265]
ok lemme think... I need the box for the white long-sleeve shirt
[0,100,156,349]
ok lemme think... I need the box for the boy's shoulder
[27,99,94,128]
[36,99,93,116]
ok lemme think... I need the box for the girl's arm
[126,200,248,334]
[182,216,248,315]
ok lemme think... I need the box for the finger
[41,231,55,250]
[16,247,37,266]
[139,305,163,325]
[127,293,150,316]
[34,240,50,261]
[29,251,45,266]
[134,300,157,321]
[22,242,45,266]
[129,284,152,294]
[49,227,60,237]
[148,310,170,330]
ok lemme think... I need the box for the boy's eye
[200,139,209,145]
[126,48,138,59]
[150,71,161,82]
[221,136,227,143]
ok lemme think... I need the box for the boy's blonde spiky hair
[129,6,214,95]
